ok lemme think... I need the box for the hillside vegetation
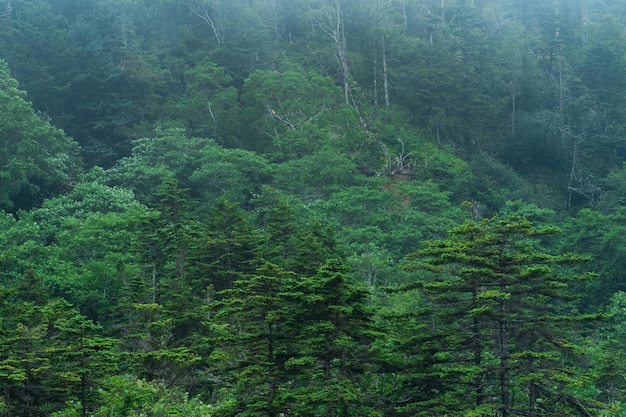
[1,1,626,415]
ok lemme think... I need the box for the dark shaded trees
[209,257,379,417]
[208,262,298,417]
[288,258,380,417]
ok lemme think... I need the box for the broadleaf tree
[0,59,80,211]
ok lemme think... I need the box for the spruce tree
[390,215,600,416]
[289,258,380,417]
[192,198,262,295]
[51,313,119,417]
[117,178,202,389]
[209,262,298,417]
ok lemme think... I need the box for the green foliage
[0,59,80,211]
[273,145,358,199]
[391,33,507,151]
[106,128,272,209]
[51,313,119,416]
[24,177,143,239]
[0,296,118,417]
[579,15,626,126]
[309,177,464,291]
[10,180,149,323]
[114,179,206,389]
[591,292,626,410]
[209,262,298,416]
[2,0,626,414]
[598,163,626,213]
[0,0,184,166]
[240,63,360,159]
[51,375,212,417]
[469,152,562,213]
[288,258,380,416]
[209,258,379,416]
[190,198,263,294]
[389,215,601,416]
[181,60,240,142]
[252,193,301,269]
[560,208,626,310]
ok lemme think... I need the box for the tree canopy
[1,0,625,415]
[0,59,80,211]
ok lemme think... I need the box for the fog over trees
[1,0,626,415]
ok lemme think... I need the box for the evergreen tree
[50,313,119,417]
[119,178,202,389]
[289,258,380,417]
[191,198,262,295]
[209,262,298,417]
[254,195,300,269]
[291,218,344,276]
[389,215,601,416]
[0,288,118,417]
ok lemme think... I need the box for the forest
[1,0,626,415]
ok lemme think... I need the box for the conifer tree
[291,219,344,277]
[257,197,299,269]
[118,178,201,389]
[209,262,298,417]
[289,258,380,417]
[390,215,600,416]
[51,313,119,417]
[192,198,262,295]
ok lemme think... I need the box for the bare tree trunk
[441,0,445,27]
[558,69,578,208]
[381,32,390,108]
[319,1,350,105]
[375,0,390,108]
[402,0,408,35]
[337,16,350,106]
[558,70,565,130]
[373,59,378,107]
[509,49,522,135]
[567,139,578,208]
[270,0,282,70]
[185,0,224,45]
[511,85,516,134]
[315,0,366,126]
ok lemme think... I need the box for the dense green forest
[2,0,626,415]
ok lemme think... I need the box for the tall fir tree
[388,215,601,416]
[208,262,298,417]
[288,258,380,417]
